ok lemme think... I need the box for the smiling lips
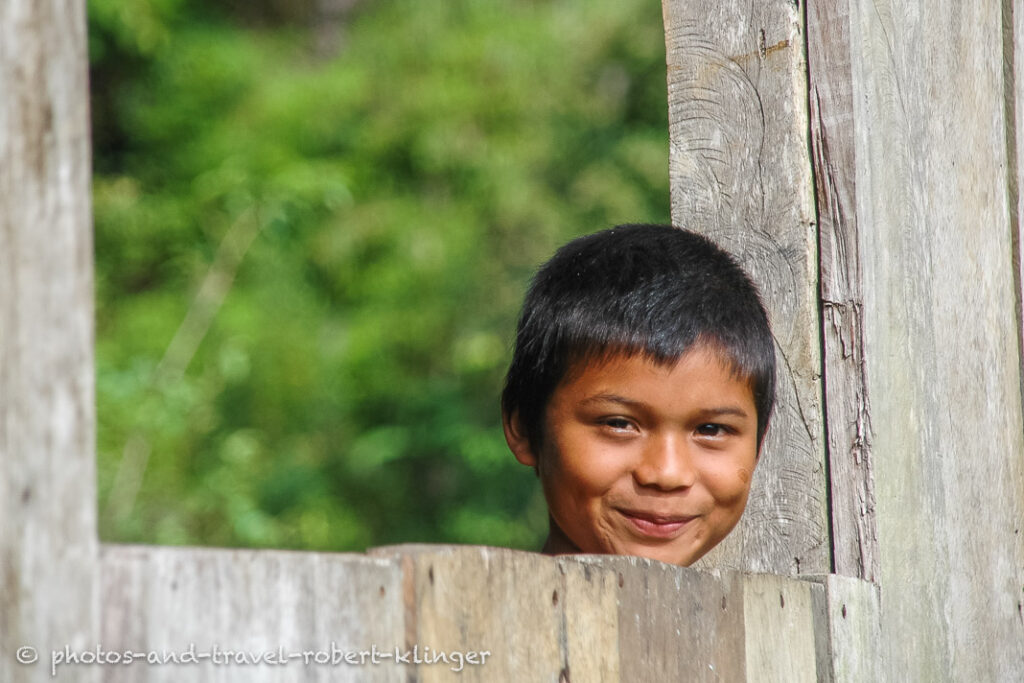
[618,508,697,539]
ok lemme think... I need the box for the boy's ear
[502,410,538,468]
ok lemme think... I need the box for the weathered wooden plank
[0,0,97,681]
[847,0,1024,678]
[100,545,406,682]
[662,0,830,575]
[804,574,880,683]
[579,554,823,681]
[369,545,618,683]
[743,574,818,682]
[1010,0,1024,411]
[806,0,878,582]
[591,555,746,682]
[555,557,620,683]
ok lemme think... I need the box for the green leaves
[93,0,670,553]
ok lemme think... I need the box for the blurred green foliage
[91,0,670,552]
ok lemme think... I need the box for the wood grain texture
[591,555,747,682]
[742,574,818,683]
[97,543,854,681]
[847,0,1024,678]
[572,553,827,682]
[100,545,406,682]
[807,575,880,683]
[806,0,878,582]
[0,0,97,681]
[662,0,830,576]
[556,557,620,683]
[373,546,826,682]
[369,545,618,683]
[1010,0,1024,418]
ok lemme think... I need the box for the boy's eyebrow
[579,393,645,408]
[696,406,751,419]
[579,394,751,419]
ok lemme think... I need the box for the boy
[501,224,774,567]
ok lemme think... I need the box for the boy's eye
[695,423,728,437]
[601,417,635,431]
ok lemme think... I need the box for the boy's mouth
[616,508,696,539]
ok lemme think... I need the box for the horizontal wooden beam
[98,543,875,682]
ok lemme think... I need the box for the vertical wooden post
[667,0,1024,676]
[806,0,878,582]
[804,0,1024,678]
[662,0,831,575]
[1009,0,1024,411]
[843,0,1024,678]
[0,1,98,681]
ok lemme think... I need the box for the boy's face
[504,345,759,567]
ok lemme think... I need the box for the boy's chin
[604,539,706,567]
[540,525,710,567]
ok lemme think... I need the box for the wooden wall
[2,0,1023,680]
[664,0,1024,678]
[96,543,875,682]
[836,0,1024,678]
[662,0,831,577]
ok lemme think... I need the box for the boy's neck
[541,520,581,555]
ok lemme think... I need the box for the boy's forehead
[560,343,755,395]
[565,341,741,377]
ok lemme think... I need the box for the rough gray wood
[805,575,880,683]
[369,545,618,682]
[95,544,858,682]
[0,0,97,681]
[847,0,1024,678]
[1010,0,1024,410]
[575,553,824,681]
[662,0,830,576]
[743,574,818,682]
[554,557,620,682]
[595,555,746,682]
[806,0,878,582]
[100,545,405,682]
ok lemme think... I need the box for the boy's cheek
[737,466,752,485]
[698,464,755,513]
[540,429,606,479]
[547,452,629,500]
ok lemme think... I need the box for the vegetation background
[90,0,670,553]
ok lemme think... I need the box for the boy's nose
[633,434,697,490]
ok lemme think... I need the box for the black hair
[501,224,776,449]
